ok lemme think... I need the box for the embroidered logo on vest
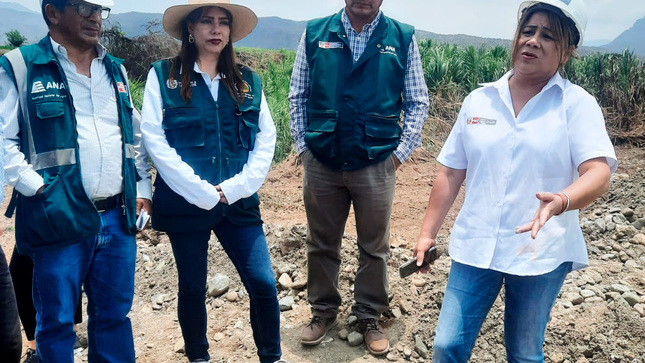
[31,81,46,94]
[166,79,197,89]
[378,44,398,57]
[31,81,65,93]
[319,41,344,49]
[117,82,128,94]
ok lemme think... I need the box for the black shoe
[22,348,37,363]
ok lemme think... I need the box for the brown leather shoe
[359,318,389,355]
[300,315,338,346]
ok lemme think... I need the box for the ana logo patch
[117,82,128,94]
[378,44,397,56]
[31,81,46,94]
[318,41,344,49]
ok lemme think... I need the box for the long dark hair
[511,3,578,71]
[168,6,245,104]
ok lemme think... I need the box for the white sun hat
[162,0,258,42]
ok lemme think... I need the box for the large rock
[622,292,641,307]
[207,274,230,297]
[279,296,295,311]
[634,233,645,246]
[278,273,293,290]
[414,335,429,359]
[347,331,363,346]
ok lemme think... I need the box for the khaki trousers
[302,150,396,320]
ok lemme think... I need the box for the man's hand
[136,198,152,215]
[393,155,402,170]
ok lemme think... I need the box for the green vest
[304,11,414,170]
[0,36,140,253]
[150,59,264,232]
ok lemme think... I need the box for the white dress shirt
[0,37,152,200]
[140,63,276,211]
[438,70,617,275]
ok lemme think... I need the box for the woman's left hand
[515,192,563,239]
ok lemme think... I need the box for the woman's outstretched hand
[413,236,437,274]
[515,192,563,239]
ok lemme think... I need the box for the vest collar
[328,9,387,37]
[30,35,121,67]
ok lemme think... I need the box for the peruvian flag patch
[117,82,128,94]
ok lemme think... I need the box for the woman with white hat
[413,0,617,361]
[140,1,284,362]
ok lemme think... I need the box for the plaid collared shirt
[288,10,429,163]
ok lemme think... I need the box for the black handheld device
[399,247,439,278]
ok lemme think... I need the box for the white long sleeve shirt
[140,63,276,211]
[0,37,152,200]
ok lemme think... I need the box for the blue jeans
[29,207,136,363]
[433,261,572,363]
[168,218,281,363]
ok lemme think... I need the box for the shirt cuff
[136,180,153,201]
[15,173,45,197]
[393,149,410,164]
[218,181,242,206]
[296,141,308,155]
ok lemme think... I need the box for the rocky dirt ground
[2,146,644,363]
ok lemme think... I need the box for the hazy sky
[15,0,645,43]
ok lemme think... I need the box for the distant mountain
[104,12,163,36]
[604,17,645,56]
[417,30,510,48]
[237,17,306,50]
[585,39,612,48]
[0,1,31,12]
[0,8,48,45]
[0,1,639,56]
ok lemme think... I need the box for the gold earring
[188,34,195,43]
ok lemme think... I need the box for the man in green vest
[288,0,429,356]
[0,1,152,362]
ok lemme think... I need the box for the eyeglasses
[66,2,111,20]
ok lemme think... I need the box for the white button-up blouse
[438,70,617,276]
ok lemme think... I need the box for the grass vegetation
[124,35,645,163]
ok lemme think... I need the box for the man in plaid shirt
[289,0,429,356]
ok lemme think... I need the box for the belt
[93,194,121,213]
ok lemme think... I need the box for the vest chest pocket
[162,106,205,149]
[33,98,69,151]
[305,111,338,157]
[236,105,260,150]
[364,115,401,160]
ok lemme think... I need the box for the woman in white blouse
[140,1,284,362]
[414,0,616,361]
